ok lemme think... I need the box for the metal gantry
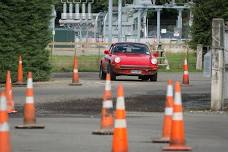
[130,0,192,42]
[106,0,193,42]
[58,0,193,43]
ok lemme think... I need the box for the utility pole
[177,9,183,39]
[137,9,142,42]
[156,9,161,43]
[211,18,225,111]
[118,0,122,42]
[51,5,56,58]
[108,0,113,43]
[143,12,148,38]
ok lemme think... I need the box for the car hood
[115,53,151,65]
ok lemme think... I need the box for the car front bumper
[112,64,158,76]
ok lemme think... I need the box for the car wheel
[139,76,149,81]
[108,64,116,81]
[99,65,106,80]
[150,73,157,82]
[111,73,116,81]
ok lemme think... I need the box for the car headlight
[114,57,121,63]
[151,58,157,64]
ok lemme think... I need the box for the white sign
[174,31,180,37]
[161,29,167,34]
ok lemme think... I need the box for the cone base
[15,124,45,129]
[92,129,113,135]
[152,137,170,143]
[8,110,17,114]
[13,82,26,87]
[163,145,192,151]
[69,82,82,86]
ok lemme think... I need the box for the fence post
[196,44,203,70]
[211,18,225,111]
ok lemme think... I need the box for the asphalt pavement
[10,112,228,152]
[7,72,211,105]
[2,72,228,152]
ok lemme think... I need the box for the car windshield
[112,43,150,55]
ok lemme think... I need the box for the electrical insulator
[82,3,86,20]
[62,2,67,19]
[69,3,73,19]
[75,3,80,20]
[88,3,92,20]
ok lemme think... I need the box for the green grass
[159,52,199,72]
[50,55,102,72]
[50,53,199,72]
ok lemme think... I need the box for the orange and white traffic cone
[153,80,174,143]
[183,58,189,85]
[5,71,17,113]
[163,81,192,151]
[15,72,44,129]
[14,55,26,86]
[112,83,128,152]
[103,73,112,99]
[92,73,114,135]
[0,92,12,152]
[69,55,81,86]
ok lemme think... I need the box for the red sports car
[99,42,158,81]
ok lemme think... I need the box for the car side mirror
[104,50,110,55]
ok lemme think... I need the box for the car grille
[120,65,151,70]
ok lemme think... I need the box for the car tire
[150,73,157,82]
[108,63,116,81]
[111,73,116,81]
[99,65,106,80]
[139,76,149,81]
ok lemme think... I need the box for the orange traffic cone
[153,80,174,143]
[69,55,81,86]
[112,83,128,152]
[14,55,26,86]
[92,73,114,135]
[5,71,17,113]
[103,73,112,99]
[15,72,44,129]
[163,82,192,151]
[0,92,12,152]
[183,58,189,85]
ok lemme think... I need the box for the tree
[0,0,54,82]
[190,0,228,49]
